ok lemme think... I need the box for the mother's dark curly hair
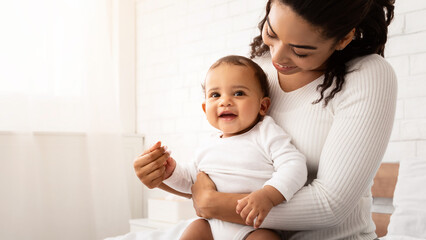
[250,0,395,106]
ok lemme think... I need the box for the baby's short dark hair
[203,55,270,98]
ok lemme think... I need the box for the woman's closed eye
[265,18,310,58]
[265,18,278,39]
[265,29,277,39]
[292,49,308,58]
[265,30,308,58]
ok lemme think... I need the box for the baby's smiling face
[202,63,270,138]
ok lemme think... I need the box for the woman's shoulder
[345,54,397,87]
[331,54,397,110]
[347,54,394,74]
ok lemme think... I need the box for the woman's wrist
[191,172,247,223]
[201,191,249,224]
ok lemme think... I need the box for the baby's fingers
[245,209,259,226]
[239,204,252,222]
[236,199,248,214]
[254,211,266,229]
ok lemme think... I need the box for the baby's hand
[235,188,274,228]
[162,146,176,180]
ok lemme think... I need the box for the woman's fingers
[141,141,161,156]
[148,170,166,188]
[193,172,217,190]
[139,158,168,188]
[191,172,217,219]
[134,150,167,177]
[134,147,166,169]
[133,146,171,188]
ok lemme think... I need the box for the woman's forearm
[191,172,248,224]
[198,190,248,224]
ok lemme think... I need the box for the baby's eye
[234,91,245,96]
[210,92,220,98]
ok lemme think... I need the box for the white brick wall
[385,0,426,161]
[135,0,266,164]
[135,0,426,168]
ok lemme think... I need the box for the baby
[162,55,307,240]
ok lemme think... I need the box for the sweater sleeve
[260,55,397,230]
[261,116,308,201]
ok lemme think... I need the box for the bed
[108,158,426,240]
[372,158,426,240]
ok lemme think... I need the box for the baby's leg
[179,219,213,240]
[245,228,281,240]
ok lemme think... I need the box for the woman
[134,0,397,239]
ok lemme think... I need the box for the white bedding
[107,157,426,240]
[105,219,192,240]
[382,157,426,240]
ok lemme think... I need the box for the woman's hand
[133,141,176,189]
[191,172,249,224]
[191,172,217,218]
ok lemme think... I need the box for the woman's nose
[270,42,289,63]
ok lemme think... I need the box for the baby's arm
[236,117,307,228]
[162,149,198,194]
[236,185,284,228]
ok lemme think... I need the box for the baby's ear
[202,102,206,114]
[259,97,271,116]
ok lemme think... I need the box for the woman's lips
[273,62,297,73]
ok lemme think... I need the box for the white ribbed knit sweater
[255,54,397,240]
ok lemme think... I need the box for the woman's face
[262,1,340,76]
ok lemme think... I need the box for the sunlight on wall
[0,1,85,97]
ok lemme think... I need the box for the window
[0,0,135,133]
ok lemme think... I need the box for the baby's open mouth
[219,112,237,119]
[220,113,236,117]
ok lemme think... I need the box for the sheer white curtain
[0,0,131,239]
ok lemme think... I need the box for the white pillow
[385,158,426,239]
